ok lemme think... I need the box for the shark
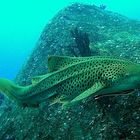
[0,56,139,109]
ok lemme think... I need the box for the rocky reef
[0,3,140,140]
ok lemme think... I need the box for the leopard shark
[0,56,139,108]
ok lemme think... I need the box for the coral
[69,27,91,57]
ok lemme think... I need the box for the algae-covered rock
[0,3,140,140]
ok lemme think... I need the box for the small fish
[0,56,139,109]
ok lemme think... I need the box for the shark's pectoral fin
[49,95,70,107]
[62,82,105,109]
[71,82,104,103]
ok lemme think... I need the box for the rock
[0,3,140,140]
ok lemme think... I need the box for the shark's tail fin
[0,78,27,102]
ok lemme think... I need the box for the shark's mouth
[94,89,136,99]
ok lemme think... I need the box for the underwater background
[0,0,140,80]
[0,1,140,140]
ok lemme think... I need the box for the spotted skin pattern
[0,56,139,107]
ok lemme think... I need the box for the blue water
[0,0,140,80]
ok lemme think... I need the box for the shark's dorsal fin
[47,56,78,72]
[31,73,52,85]
[47,56,93,72]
